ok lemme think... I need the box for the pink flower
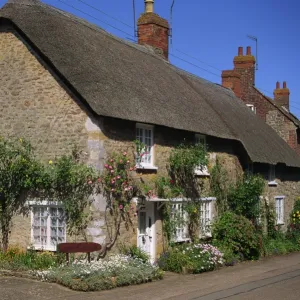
[111,180,115,184]
[108,165,113,170]
[127,160,130,164]
[117,175,121,179]
[88,180,93,185]
[119,159,123,163]
[104,164,109,169]
[97,178,101,183]
[111,188,115,192]
[119,204,123,210]
[123,152,127,156]
[124,188,128,191]
[134,213,137,217]
[129,167,133,171]
[110,159,114,163]
[110,170,114,174]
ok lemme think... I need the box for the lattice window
[31,203,66,251]
[136,124,154,167]
[195,134,209,176]
[171,202,189,242]
[275,196,285,225]
[200,200,213,237]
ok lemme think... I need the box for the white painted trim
[135,164,158,170]
[275,196,285,225]
[268,181,278,186]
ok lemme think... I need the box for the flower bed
[32,254,163,291]
[157,243,224,274]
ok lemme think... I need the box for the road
[1,253,300,300]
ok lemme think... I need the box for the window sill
[136,164,158,170]
[194,166,210,176]
[173,238,191,243]
[276,222,284,226]
[28,246,57,252]
[268,181,278,187]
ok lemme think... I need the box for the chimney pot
[238,47,243,56]
[276,81,280,89]
[145,0,154,13]
[283,81,287,88]
[246,46,251,55]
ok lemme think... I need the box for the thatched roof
[1,0,300,167]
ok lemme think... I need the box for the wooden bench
[57,242,102,263]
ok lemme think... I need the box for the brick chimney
[221,70,241,98]
[233,46,256,100]
[274,81,290,111]
[137,0,170,59]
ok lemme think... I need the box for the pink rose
[108,165,113,170]
[119,204,123,210]
[119,159,123,163]
[111,188,115,192]
[127,160,130,163]
[104,164,109,169]
[134,213,137,217]
[88,180,93,185]
[129,167,133,171]
[123,152,127,156]
[110,170,114,174]
[117,175,121,179]
[110,159,114,163]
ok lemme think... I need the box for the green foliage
[0,137,101,252]
[157,243,224,274]
[169,143,208,177]
[212,212,260,260]
[119,245,149,263]
[33,255,163,291]
[227,173,265,222]
[45,152,100,237]
[0,246,62,271]
[210,158,230,214]
[290,198,300,226]
[262,232,300,257]
[0,138,45,252]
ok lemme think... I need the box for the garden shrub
[157,243,224,274]
[0,247,61,271]
[212,212,260,260]
[119,245,149,263]
[32,254,163,291]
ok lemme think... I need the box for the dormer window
[246,104,256,114]
[136,123,157,170]
[195,134,209,176]
[268,165,277,186]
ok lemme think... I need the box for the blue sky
[1,0,300,117]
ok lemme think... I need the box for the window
[30,201,66,251]
[170,202,189,242]
[195,134,209,176]
[246,104,256,114]
[136,124,156,169]
[199,198,214,237]
[268,165,277,186]
[275,196,285,225]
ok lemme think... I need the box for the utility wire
[58,0,134,37]
[170,53,220,78]
[76,0,133,29]
[175,48,222,71]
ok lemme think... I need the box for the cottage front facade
[1,0,300,261]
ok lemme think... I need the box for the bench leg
[66,253,69,264]
[88,252,91,263]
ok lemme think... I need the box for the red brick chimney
[137,0,170,59]
[221,70,241,98]
[221,47,256,101]
[233,46,256,100]
[274,81,290,111]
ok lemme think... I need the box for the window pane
[139,212,146,234]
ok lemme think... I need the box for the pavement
[1,253,300,300]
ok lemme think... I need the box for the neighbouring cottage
[1,0,300,261]
[222,47,300,155]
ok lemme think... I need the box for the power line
[76,0,133,29]
[175,49,222,72]
[58,0,134,38]
[170,53,220,78]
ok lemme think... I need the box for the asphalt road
[1,253,300,300]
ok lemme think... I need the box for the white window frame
[136,123,157,170]
[170,201,190,243]
[268,165,278,186]
[194,134,210,176]
[29,200,66,251]
[246,104,256,114]
[199,197,215,238]
[275,196,285,225]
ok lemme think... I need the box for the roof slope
[1,0,300,167]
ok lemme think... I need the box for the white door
[137,201,156,262]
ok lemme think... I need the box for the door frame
[137,200,156,262]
